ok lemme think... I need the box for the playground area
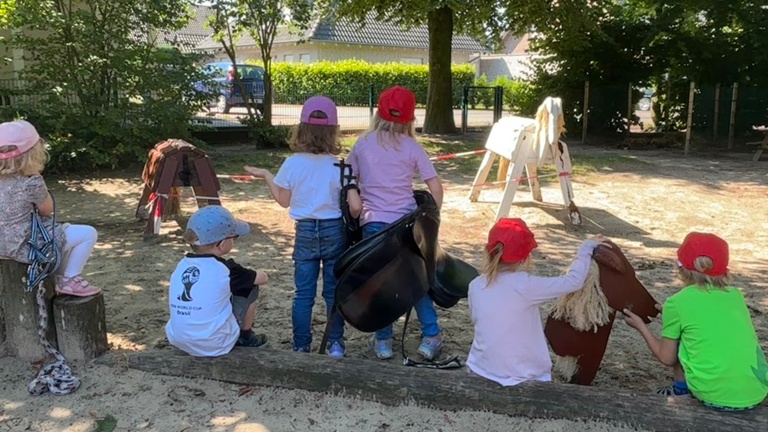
[1,132,767,431]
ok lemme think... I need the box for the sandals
[56,276,102,297]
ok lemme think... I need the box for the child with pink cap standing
[0,120,101,297]
[244,96,361,358]
[467,218,605,386]
[347,86,445,361]
[623,232,767,410]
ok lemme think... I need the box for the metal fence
[561,80,768,154]
[0,79,504,133]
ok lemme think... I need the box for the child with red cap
[0,120,101,297]
[347,86,445,360]
[245,96,361,358]
[467,218,606,386]
[623,232,768,410]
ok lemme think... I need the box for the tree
[332,1,504,134]
[0,0,212,170]
[207,0,314,125]
[332,0,605,134]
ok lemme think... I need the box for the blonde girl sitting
[623,232,768,410]
[467,218,605,386]
[0,120,101,297]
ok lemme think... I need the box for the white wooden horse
[468,97,582,225]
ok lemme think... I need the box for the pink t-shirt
[348,132,438,225]
[467,240,599,386]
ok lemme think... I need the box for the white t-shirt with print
[166,255,240,357]
[273,153,342,220]
[467,240,598,386]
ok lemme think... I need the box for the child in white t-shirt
[467,218,605,386]
[244,96,361,358]
[166,205,268,357]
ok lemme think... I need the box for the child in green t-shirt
[623,232,768,410]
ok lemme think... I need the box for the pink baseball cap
[300,96,338,126]
[0,120,41,160]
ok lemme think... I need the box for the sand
[2,143,766,430]
[0,358,645,431]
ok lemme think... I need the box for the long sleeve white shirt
[467,240,599,386]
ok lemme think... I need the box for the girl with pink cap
[244,96,361,358]
[0,120,101,297]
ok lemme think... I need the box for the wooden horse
[135,139,221,238]
[468,97,581,225]
[545,241,660,385]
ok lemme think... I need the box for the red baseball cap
[378,86,416,124]
[300,96,338,126]
[487,218,538,264]
[677,232,729,276]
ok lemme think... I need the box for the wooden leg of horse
[468,152,498,202]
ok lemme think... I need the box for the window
[299,53,311,64]
[283,54,294,62]
[400,57,423,64]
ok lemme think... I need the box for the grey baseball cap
[186,205,250,245]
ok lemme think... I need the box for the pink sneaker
[56,276,102,297]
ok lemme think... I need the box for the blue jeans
[362,222,441,340]
[292,218,346,350]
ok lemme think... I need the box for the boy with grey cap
[165,205,268,356]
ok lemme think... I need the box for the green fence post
[369,84,374,118]
[494,86,503,122]
[462,85,469,134]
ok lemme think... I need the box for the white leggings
[58,224,98,279]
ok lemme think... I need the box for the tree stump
[53,293,109,361]
[0,260,57,360]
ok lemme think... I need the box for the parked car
[197,62,265,114]
[637,88,655,111]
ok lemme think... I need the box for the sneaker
[656,382,690,397]
[236,332,268,348]
[370,337,393,360]
[293,345,311,353]
[328,341,346,359]
[55,275,102,297]
[418,335,443,360]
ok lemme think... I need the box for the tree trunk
[53,293,109,361]
[0,260,57,360]
[423,6,456,134]
[263,63,273,124]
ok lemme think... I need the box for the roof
[195,12,484,52]
[157,5,217,48]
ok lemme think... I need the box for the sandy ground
[2,141,767,431]
[0,358,645,432]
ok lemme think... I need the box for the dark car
[197,62,265,114]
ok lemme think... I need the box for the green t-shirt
[662,285,768,408]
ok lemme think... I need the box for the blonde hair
[0,140,48,176]
[363,111,416,148]
[678,256,732,290]
[288,122,341,155]
[482,243,532,286]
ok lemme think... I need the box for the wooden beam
[97,348,767,432]
[684,81,696,156]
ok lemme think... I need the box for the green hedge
[250,60,475,108]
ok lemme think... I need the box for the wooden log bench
[0,260,108,362]
[97,348,768,432]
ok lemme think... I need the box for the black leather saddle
[333,190,479,332]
